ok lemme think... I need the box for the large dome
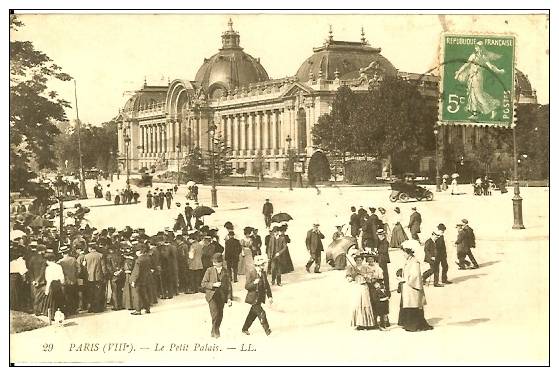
[295,31,398,82]
[194,19,269,99]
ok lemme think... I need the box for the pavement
[10,180,549,364]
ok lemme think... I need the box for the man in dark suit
[201,253,232,338]
[305,223,325,273]
[224,230,241,283]
[422,231,444,287]
[242,255,273,335]
[184,202,193,230]
[375,229,391,292]
[365,207,379,249]
[267,227,287,285]
[408,207,422,242]
[461,219,479,269]
[455,224,469,270]
[130,246,151,315]
[349,206,360,237]
[262,199,273,228]
[83,242,108,313]
[435,224,452,284]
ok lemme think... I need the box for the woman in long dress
[397,243,433,332]
[450,177,460,195]
[238,227,254,275]
[279,226,294,274]
[346,254,376,330]
[390,207,408,248]
[122,253,135,310]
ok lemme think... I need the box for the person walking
[435,224,452,284]
[390,207,408,248]
[422,231,444,287]
[408,207,422,242]
[461,219,479,269]
[346,253,375,330]
[83,243,108,313]
[238,227,254,276]
[201,253,233,338]
[57,245,80,316]
[146,191,153,209]
[242,255,273,336]
[375,229,391,292]
[262,199,273,228]
[305,223,325,273]
[187,232,204,293]
[158,190,165,210]
[455,223,469,270]
[165,190,173,210]
[349,206,360,237]
[224,230,242,283]
[130,246,151,315]
[184,202,193,230]
[268,227,287,286]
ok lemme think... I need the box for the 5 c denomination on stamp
[440,33,516,127]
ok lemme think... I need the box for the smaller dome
[123,83,168,112]
[194,19,269,98]
[515,69,533,96]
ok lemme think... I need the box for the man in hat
[187,231,204,293]
[268,226,287,285]
[262,199,273,228]
[349,206,360,237]
[455,223,469,270]
[305,223,325,273]
[408,207,422,242]
[158,190,165,210]
[224,230,242,283]
[58,245,80,315]
[242,255,273,336]
[165,189,173,210]
[83,243,109,313]
[175,234,189,294]
[461,219,479,269]
[435,224,452,284]
[376,228,391,292]
[105,245,125,310]
[153,188,159,210]
[146,190,153,209]
[201,253,232,338]
[364,207,379,249]
[201,235,215,271]
[130,244,152,315]
[184,202,193,230]
[422,230,444,287]
[251,228,262,256]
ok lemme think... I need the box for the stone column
[270,110,278,151]
[247,113,254,152]
[240,114,246,151]
[262,111,269,152]
[255,112,262,151]
[306,105,313,150]
[226,115,232,148]
[291,107,298,150]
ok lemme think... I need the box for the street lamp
[434,127,441,192]
[109,151,114,182]
[209,122,218,207]
[286,135,293,191]
[53,176,65,246]
[176,145,181,186]
[511,121,525,229]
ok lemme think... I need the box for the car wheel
[425,191,434,201]
[399,192,409,202]
[389,192,399,202]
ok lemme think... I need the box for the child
[372,280,390,330]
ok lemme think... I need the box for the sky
[11,12,549,125]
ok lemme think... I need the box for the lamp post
[286,135,293,191]
[434,128,441,192]
[209,122,218,208]
[511,122,525,229]
[54,176,65,246]
[109,151,114,182]
[73,80,88,199]
[176,145,181,186]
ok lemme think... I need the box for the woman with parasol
[397,240,433,332]
[450,173,460,195]
[346,251,376,330]
[441,174,449,191]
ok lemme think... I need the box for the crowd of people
[10,185,480,338]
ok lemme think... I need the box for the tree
[10,15,72,191]
[307,151,331,185]
[184,146,206,183]
[210,134,233,181]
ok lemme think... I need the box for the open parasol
[186,181,196,188]
[271,212,293,223]
[193,205,215,217]
[325,236,357,264]
[442,174,449,179]
[451,173,460,179]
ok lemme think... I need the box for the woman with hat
[122,246,136,310]
[397,240,433,332]
[44,249,65,321]
[238,227,254,276]
[346,252,376,330]
[390,207,408,248]
[278,225,294,274]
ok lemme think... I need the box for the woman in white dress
[346,254,375,330]
[238,227,254,275]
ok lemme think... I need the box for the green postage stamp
[439,33,516,127]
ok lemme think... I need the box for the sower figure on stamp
[305,223,325,273]
[201,253,232,338]
[242,255,273,336]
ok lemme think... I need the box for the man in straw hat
[242,255,273,336]
[422,230,444,287]
[201,253,232,338]
[305,223,325,273]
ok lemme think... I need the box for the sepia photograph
[7,9,550,366]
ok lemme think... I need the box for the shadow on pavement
[427,317,443,326]
[478,260,500,268]
[451,273,487,284]
[446,318,490,327]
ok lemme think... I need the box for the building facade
[116,20,537,177]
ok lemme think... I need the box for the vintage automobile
[389,175,434,202]
[129,173,153,187]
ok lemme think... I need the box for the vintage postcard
[8,11,550,366]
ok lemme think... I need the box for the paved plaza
[10,179,549,364]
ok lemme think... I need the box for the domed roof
[194,19,269,99]
[295,28,398,82]
[515,69,533,96]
